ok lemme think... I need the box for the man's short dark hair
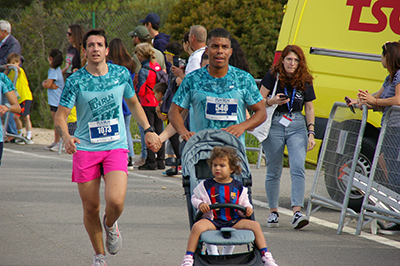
[207,28,231,45]
[83,29,108,49]
[165,41,183,57]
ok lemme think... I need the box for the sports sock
[26,131,32,139]
[185,251,194,257]
[260,247,268,256]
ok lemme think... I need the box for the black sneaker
[138,164,157,170]
[291,211,309,229]
[267,211,279,228]
[378,223,400,235]
[127,157,134,171]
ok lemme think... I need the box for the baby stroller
[181,129,263,265]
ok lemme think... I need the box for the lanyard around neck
[284,87,296,116]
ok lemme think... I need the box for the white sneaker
[262,251,278,266]
[103,214,122,255]
[44,142,57,150]
[50,143,64,152]
[181,254,194,266]
[92,254,107,266]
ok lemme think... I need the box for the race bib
[205,96,238,121]
[89,118,120,143]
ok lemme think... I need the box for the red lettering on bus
[347,0,400,34]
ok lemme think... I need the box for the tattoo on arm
[55,126,63,139]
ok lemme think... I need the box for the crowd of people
[1,12,400,266]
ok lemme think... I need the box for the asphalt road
[1,143,400,266]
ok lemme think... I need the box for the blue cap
[139,13,160,25]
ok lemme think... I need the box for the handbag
[248,73,280,142]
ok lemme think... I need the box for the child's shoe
[92,254,107,266]
[181,254,194,266]
[262,251,278,266]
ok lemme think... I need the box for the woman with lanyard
[260,44,316,230]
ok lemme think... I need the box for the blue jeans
[261,111,308,209]
[138,123,147,159]
[124,115,135,157]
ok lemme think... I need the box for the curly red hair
[271,45,313,91]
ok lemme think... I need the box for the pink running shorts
[72,148,128,183]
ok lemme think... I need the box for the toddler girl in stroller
[181,145,278,266]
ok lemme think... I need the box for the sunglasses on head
[67,32,72,36]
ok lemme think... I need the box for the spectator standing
[0,73,20,165]
[135,42,166,170]
[54,29,161,266]
[42,49,64,151]
[172,25,207,80]
[347,41,400,235]
[62,24,84,78]
[229,38,250,73]
[0,20,22,139]
[128,25,167,167]
[0,20,23,66]
[5,53,33,144]
[107,38,137,170]
[161,41,184,176]
[260,44,316,230]
[140,13,170,53]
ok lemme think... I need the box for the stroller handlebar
[194,203,248,222]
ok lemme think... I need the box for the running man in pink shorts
[54,29,161,266]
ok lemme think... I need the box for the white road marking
[5,148,400,248]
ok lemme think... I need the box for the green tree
[164,0,285,78]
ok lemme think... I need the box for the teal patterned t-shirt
[59,63,135,151]
[172,65,263,144]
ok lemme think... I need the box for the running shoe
[44,142,57,151]
[92,254,107,266]
[181,254,194,266]
[262,251,278,266]
[378,223,400,235]
[266,211,279,228]
[291,211,309,229]
[103,214,122,255]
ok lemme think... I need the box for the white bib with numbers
[89,118,120,143]
[205,96,238,121]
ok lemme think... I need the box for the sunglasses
[163,51,175,56]
[67,32,72,36]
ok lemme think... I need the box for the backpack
[143,65,168,89]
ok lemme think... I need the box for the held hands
[145,132,162,153]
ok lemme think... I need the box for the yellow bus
[276,0,400,209]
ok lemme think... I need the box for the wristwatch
[4,103,11,112]
[144,126,155,134]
